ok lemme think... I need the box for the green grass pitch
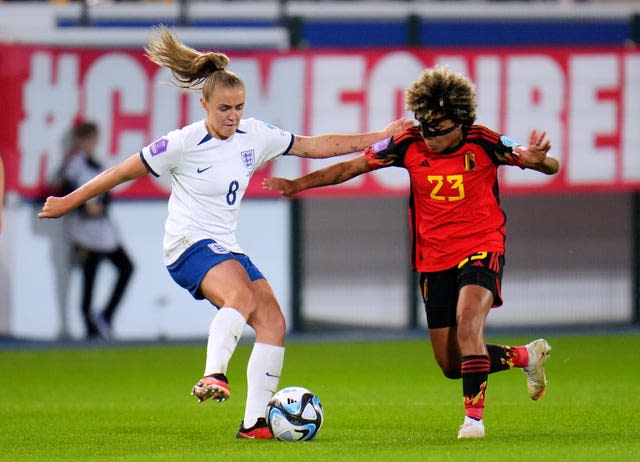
[1,334,639,461]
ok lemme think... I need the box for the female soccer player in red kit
[263,65,560,439]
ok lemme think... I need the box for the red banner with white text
[1,44,639,199]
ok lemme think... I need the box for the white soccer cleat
[523,338,552,400]
[457,416,485,440]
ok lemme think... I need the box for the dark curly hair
[406,65,477,129]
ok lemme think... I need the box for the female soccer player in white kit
[38,26,412,439]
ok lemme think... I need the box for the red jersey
[364,125,525,272]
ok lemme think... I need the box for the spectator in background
[264,65,559,440]
[61,121,134,340]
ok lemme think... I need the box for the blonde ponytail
[145,26,242,97]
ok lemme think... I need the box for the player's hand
[262,177,298,197]
[528,128,552,154]
[518,129,552,166]
[383,117,415,138]
[38,196,73,219]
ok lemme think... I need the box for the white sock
[203,307,246,376]
[243,342,285,428]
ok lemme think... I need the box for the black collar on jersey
[440,139,466,155]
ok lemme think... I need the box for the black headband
[419,116,460,138]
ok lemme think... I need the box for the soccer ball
[266,386,324,441]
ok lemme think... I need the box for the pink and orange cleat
[191,373,231,403]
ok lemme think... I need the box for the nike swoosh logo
[197,166,213,173]
[265,372,280,378]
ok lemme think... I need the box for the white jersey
[140,118,294,265]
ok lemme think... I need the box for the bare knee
[248,299,286,344]
[456,313,486,354]
[252,303,285,332]
[455,286,492,354]
[220,288,260,318]
[199,261,262,317]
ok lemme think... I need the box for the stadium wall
[0,2,637,339]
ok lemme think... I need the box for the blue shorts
[166,239,265,300]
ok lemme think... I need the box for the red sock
[511,346,529,368]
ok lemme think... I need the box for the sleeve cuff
[139,151,159,177]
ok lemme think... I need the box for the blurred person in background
[61,121,134,340]
[264,65,560,440]
[38,26,412,439]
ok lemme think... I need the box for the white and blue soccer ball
[266,386,324,441]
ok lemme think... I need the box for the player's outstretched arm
[38,154,148,219]
[515,129,559,175]
[289,118,413,159]
[263,155,371,197]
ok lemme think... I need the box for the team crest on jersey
[241,149,256,169]
[463,152,476,171]
[208,242,230,255]
[149,138,169,156]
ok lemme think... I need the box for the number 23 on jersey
[427,174,465,202]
